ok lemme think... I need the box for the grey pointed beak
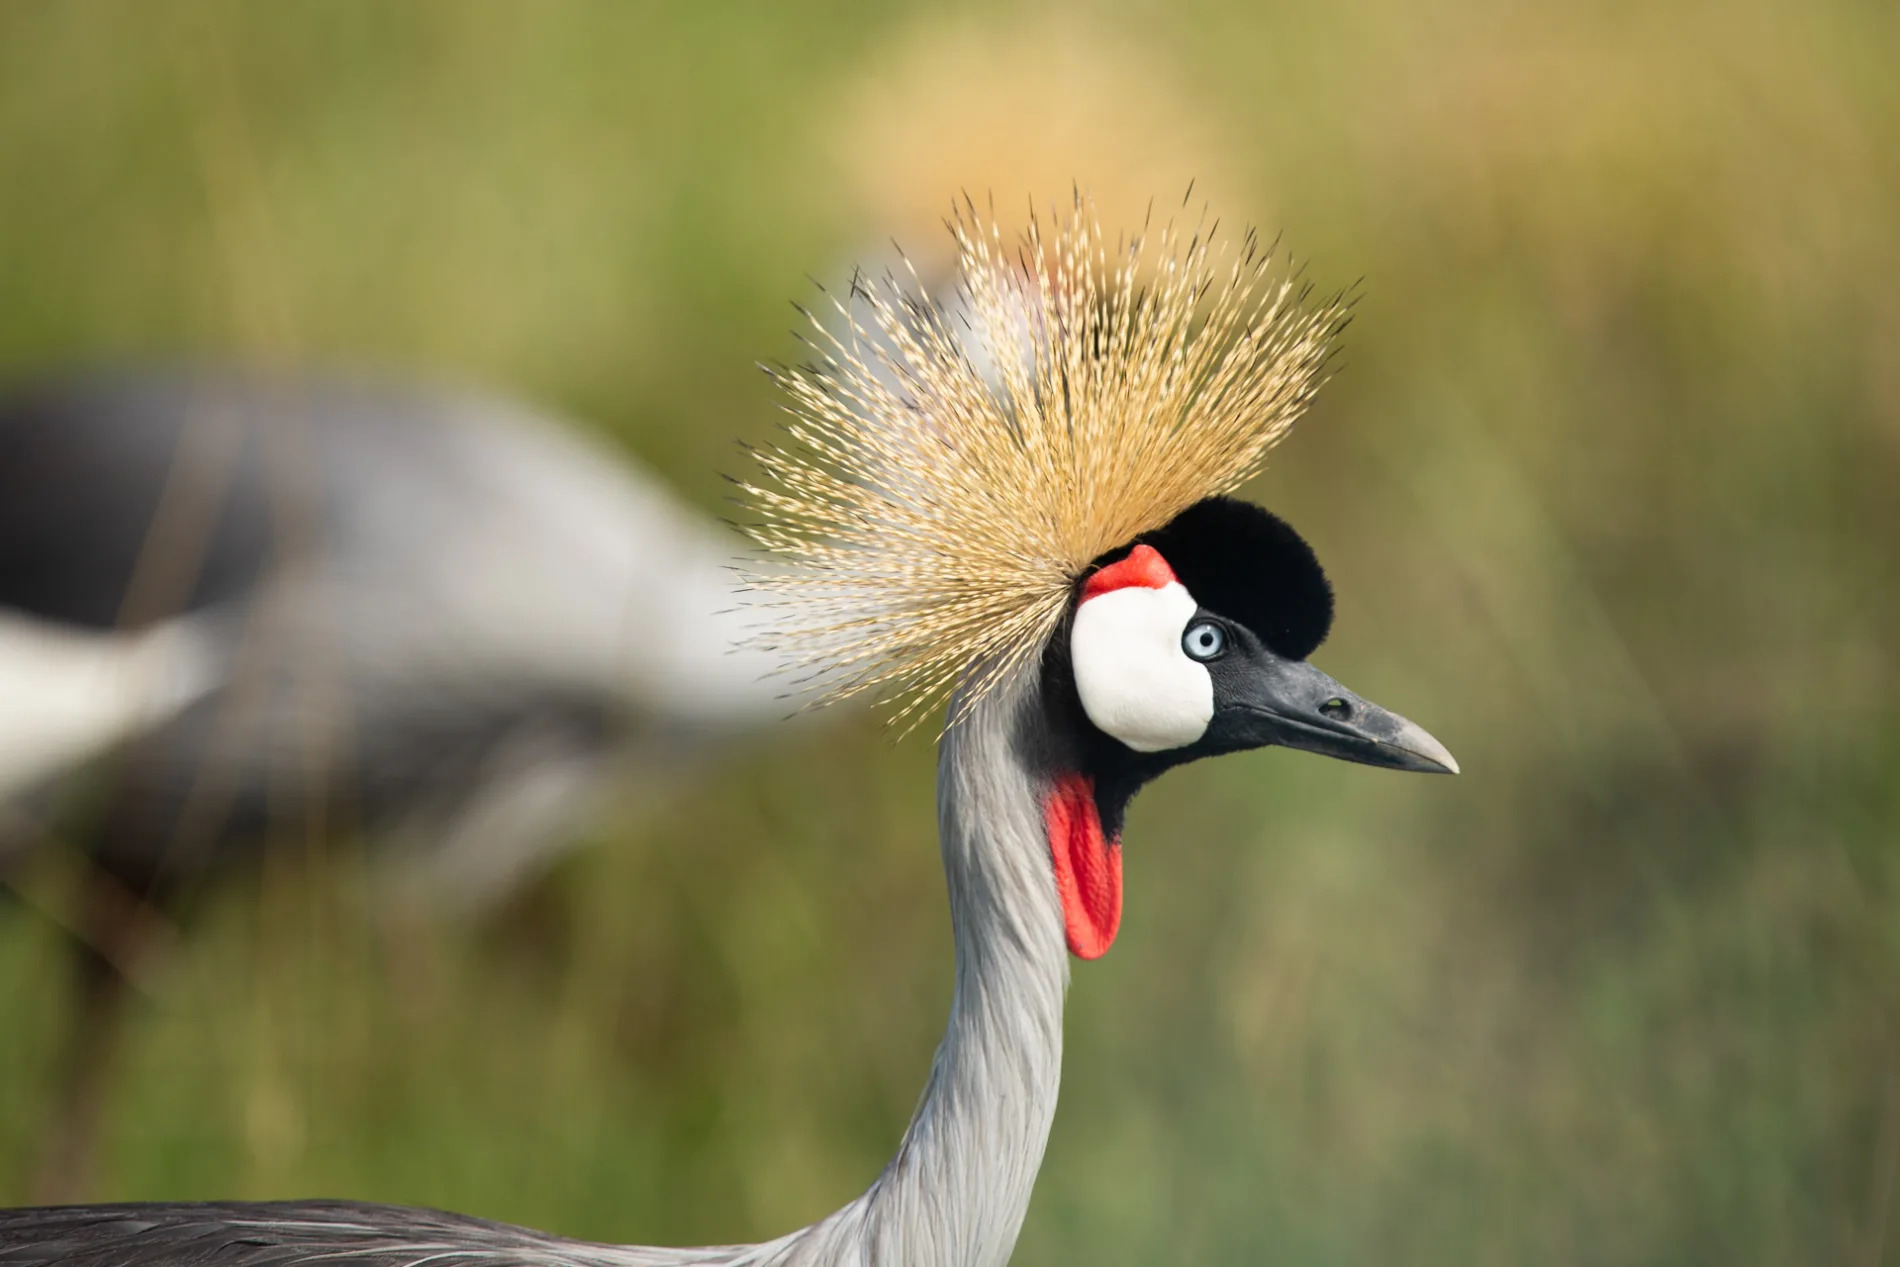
[1350,708,1461,774]
[1219,658,1459,775]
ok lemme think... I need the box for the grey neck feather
[630,666,1069,1267]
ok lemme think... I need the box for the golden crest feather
[740,193,1348,729]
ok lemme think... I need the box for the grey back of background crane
[0,367,791,910]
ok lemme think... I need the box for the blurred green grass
[1,1,1896,1263]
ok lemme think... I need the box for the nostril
[1319,697,1353,721]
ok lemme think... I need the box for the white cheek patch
[1070,582,1213,752]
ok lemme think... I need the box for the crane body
[0,368,784,901]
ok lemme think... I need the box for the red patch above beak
[1080,543,1176,602]
[1045,773,1122,959]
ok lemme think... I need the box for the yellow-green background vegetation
[2,2,1896,1263]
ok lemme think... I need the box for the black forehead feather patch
[1087,496,1335,660]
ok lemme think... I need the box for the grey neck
[730,671,1069,1267]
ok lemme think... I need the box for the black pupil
[1187,624,1221,657]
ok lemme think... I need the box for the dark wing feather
[0,1201,701,1267]
[0,370,282,629]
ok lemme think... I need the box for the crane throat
[1044,772,1122,959]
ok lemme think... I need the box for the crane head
[738,196,1454,960]
[1063,495,1455,779]
[1040,494,1456,959]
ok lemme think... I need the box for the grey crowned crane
[0,201,1456,1265]
[0,369,793,1199]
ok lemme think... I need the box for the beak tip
[1391,717,1459,775]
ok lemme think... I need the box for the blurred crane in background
[0,366,793,1201]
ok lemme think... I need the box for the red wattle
[1045,772,1122,959]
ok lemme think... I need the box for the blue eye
[1182,621,1226,662]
